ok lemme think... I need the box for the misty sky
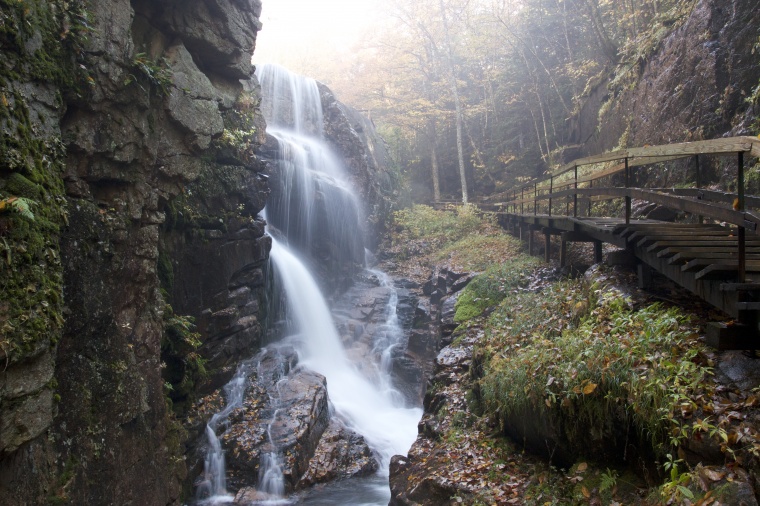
[254,0,382,74]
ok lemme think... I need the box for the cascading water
[369,269,406,405]
[196,64,421,504]
[269,239,421,470]
[196,362,255,504]
[259,64,421,498]
[257,378,286,498]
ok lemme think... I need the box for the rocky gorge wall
[0,1,397,503]
[0,0,268,504]
[572,0,760,165]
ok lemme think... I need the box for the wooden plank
[720,283,760,292]
[574,149,630,167]
[669,252,760,264]
[629,154,693,167]
[751,137,760,159]
[647,239,760,253]
[628,138,752,158]
[631,230,728,243]
[636,230,733,241]
[575,187,760,233]
[650,188,760,210]
[683,259,743,272]
[695,261,760,280]
[636,232,732,248]
[657,245,760,258]
[619,224,718,238]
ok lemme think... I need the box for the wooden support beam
[706,322,759,350]
[528,228,534,256]
[638,263,652,289]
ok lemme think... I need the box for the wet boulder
[296,418,378,488]
[223,367,330,492]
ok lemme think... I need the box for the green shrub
[394,204,485,242]
[479,300,709,456]
[435,234,523,272]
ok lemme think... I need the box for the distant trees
[310,0,697,203]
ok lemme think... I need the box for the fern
[0,196,36,220]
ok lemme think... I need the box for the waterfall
[369,269,406,405]
[257,379,286,498]
[196,64,421,504]
[269,239,421,470]
[258,63,421,472]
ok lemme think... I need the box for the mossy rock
[3,172,43,198]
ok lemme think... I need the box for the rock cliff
[0,0,267,504]
[572,0,760,162]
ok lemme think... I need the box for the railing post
[738,151,746,283]
[534,183,537,216]
[520,187,524,214]
[625,157,631,225]
[588,179,593,217]
[573,166,578,218]
[695,155,704,224]
[549,176,553,217]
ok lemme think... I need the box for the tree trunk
[429,121,441,202]
[438,0,469,204]
[583,0,618,64]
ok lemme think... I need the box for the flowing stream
[195,64,421,504]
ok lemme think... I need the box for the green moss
[0,0,89,89]
[3,172,42,198]
[160,301,207,414]
[123,53,173,96]
[453,256,540,323]
[0,2,76,365]
[157,250,174,293]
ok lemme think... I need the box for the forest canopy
[262,0,720,202]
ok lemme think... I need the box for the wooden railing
[495,136,760,281]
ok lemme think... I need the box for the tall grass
[479,296,710,456]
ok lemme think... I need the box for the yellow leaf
[576,462,588,473]
[581,486,590,498]
[582,382,597,395]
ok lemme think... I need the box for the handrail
[502,136,760,212]
[499,136,760,282]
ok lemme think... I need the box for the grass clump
[479,296,710,458]
[454,255,540,323]
[392,204,488,257]
[436,233,524,272]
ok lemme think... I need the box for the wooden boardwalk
[480,136,760,349]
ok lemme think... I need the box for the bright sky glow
[254,0,382,78]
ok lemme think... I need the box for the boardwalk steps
[497,215,760,349]
[477,137,760,350]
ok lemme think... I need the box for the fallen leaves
[582,381,598,395]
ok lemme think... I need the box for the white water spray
[270,239,421,470]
